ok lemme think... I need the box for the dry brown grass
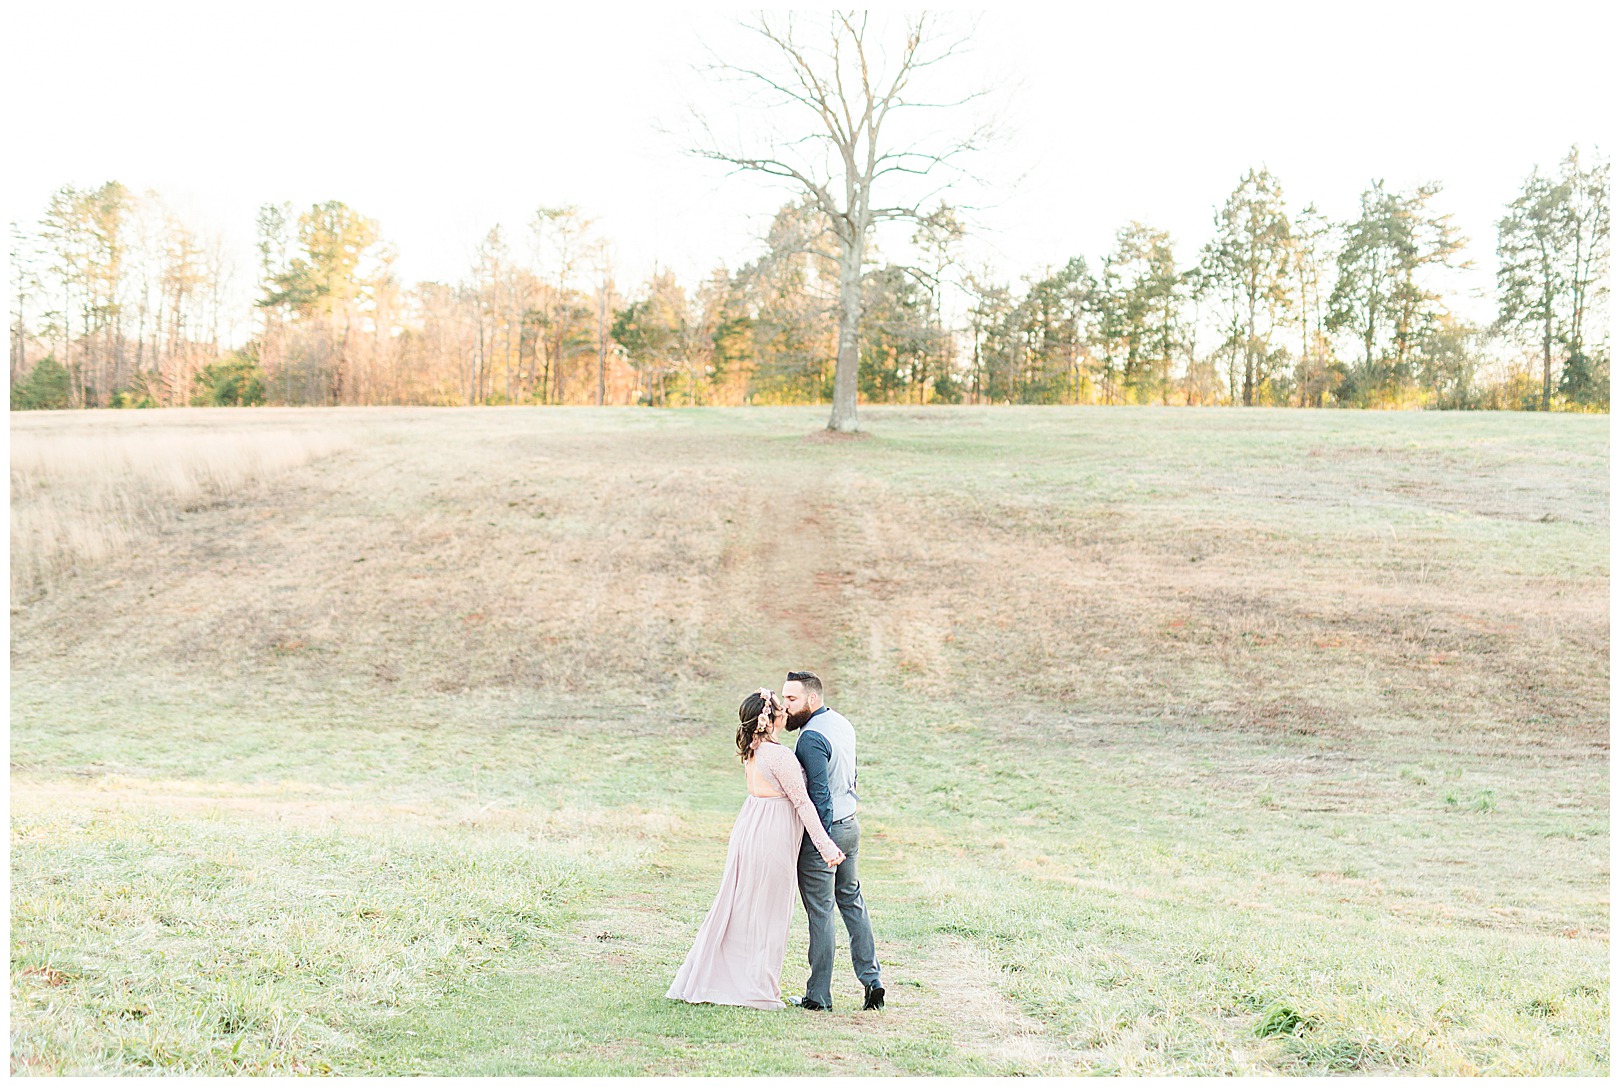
[11,406,1607,764]
[10,410,349,602]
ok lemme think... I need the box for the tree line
[8,148,1608,412]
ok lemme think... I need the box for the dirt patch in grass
[803,428,873,443]
[897,936,1079,1073]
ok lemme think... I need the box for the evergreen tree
[1199,169,1294,405]
[615,270,699,406]
[9,355,72,410]
[1017,258,1092,404]
[1496,147,1609,410]
[1497,165,1570,410]
[1097,224,1181,404]
[1328,181,1466,405]
[258,200,381,404]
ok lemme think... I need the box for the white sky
[3,1,1613,333]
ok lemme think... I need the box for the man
[782,669,884,1012]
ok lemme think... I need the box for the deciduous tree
[695,11,989,430]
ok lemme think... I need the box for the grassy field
[9,405,1609,1075]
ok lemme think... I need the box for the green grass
[10,405,1610,1074]
[11,680,1606,1074]
[12,800,593,1074]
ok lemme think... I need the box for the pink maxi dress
[667,741,841,1010]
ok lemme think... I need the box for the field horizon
[9,404,1610,1075]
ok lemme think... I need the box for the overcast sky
[4,1,1612,329]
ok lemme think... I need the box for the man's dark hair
[785,670,823,700]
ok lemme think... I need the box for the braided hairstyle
[736,688,784,763]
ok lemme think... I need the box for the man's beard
[785,708,813,731]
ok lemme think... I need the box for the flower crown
[754,687,784,732]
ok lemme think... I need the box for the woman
[667,688,845,1010]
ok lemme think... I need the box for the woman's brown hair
[736,689,782,763]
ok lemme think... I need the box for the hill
[9,406,1609,1074]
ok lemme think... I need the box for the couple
[667,670,884,1013]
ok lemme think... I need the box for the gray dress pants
[796,814,880,1007]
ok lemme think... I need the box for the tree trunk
[65,280,77,407]
[332,316,350,406]
[1363,291,1376,386]
[827,230,864,431]
[1567,203,1588,380]
[971,320,981,404]
[554,315,567,404]
[1542,309,1553,412]
[1244,291,1257,406]
[11,272,26,384]
[539,321,552,406]
[597,285,607,406]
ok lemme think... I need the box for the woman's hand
[821,846,846,870]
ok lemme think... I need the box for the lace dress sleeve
[763,745,841,862]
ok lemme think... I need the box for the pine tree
[1199,169,1294,406]
[1328,181,1466,405]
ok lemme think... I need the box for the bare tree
[530,205,593,404]
[693,11,990,431]
[591,243,615,407]
[9,221,41,385]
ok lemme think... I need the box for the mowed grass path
[10,406,1609,1074]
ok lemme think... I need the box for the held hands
[821,846,846,870]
